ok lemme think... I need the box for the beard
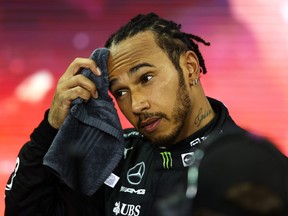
[149,74,191,147]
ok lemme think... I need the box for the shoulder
[198,131,288,199]
[202,132,287,170]
[196,131,288,215]
[208,132,285,159]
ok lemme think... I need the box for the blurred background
[1,0,288,214]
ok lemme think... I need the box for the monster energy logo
[160,151,172,169]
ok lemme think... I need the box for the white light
[0,160,16,174]
[280,2,288,22]
[15,70,54,103]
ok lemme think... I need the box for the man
[5,13,288,216]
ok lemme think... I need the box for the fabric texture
[192,132,288,215]
[43,48,124,196]
[6,97,287,215]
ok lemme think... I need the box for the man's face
[108,31,192,146]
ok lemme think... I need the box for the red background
[1,0,288,214]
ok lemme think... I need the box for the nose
[131,91,149,114]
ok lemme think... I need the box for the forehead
[109,31,159,57]
[107,31,166,76]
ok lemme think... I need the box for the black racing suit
[5,98,245,216]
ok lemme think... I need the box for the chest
[104,142,197,216]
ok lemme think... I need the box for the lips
[140,117,161,133]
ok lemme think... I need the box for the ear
[184,50,200,80]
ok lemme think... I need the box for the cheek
[153,81,178,102]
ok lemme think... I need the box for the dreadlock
[105,13,210,74]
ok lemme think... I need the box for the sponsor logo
[190,136,208,147]
[113,201,141,216]
[5,157,20,191]
[120,186,146,195]
[181,152,195,167]
[123,131,142,138]
[127,162,145,185]
[124,147,133,159]
[160,151,172,169]
[190,138,201,147]
[104,173,120,188]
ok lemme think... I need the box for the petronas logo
[160,151,172,169]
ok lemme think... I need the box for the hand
[48,57,101,129]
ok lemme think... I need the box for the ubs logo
[113,201,141,216]
[127,162,145,185]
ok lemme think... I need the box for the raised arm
[5,57,103,215]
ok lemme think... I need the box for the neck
[185,96,216,138]
[193,104,215,129]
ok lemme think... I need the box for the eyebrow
[109,62,155,89]
[129,63,155,74]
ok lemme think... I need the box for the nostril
[132,100,149,114]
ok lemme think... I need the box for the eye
[114,89,127,99]
[140,74,153,84]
